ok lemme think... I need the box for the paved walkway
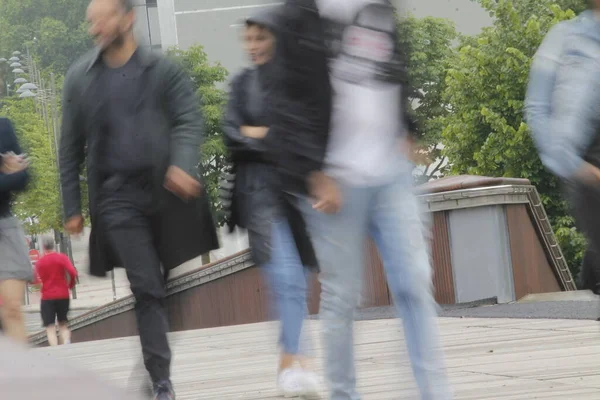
[34,317,600,399]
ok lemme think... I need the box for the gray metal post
[49,73,78,299]
[111,270,117,301]
[24,283,30,306]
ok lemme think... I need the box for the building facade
[141,0,491,74]
[133,0,163,52]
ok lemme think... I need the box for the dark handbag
[578,248,600,295]
[218,162,237,232]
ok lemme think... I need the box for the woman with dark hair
[221,7,321,398]
[0,117,32,344]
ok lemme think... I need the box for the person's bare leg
[46,325,58,346]
[279,353,296,372]
[297,355,311,370]
[0,280,27,344]
[279,353,312,370]
[58,323,71,345]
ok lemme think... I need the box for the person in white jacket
[296,1,453,398]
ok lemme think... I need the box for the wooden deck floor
[34,317,600,399]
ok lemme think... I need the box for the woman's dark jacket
[0,118,30,217]
[222,67,317,269]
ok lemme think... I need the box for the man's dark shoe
[152,380,175,400]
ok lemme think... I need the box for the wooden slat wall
[67,212,457,344]
[364,240,392,308]
[431,212,456,304]
[71,309,138,343]
[505,204,561,299]
[69,253,392,344]
[167,266,271,331]
[63,209,539,345]
[383,211,456,305]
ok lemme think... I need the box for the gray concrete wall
[155,0,492,78]
[448,205,516,304]
[173,1,280,76]
[134,0,162,50]
[400,0,491,35]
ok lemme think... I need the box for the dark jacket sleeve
[223,71,268,161]
[401,86,420,139]
[262,0,332,190]
[59,67,86,220]
[162,59,204,177]
[0,118,29,193]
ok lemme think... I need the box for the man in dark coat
[59,0,219,399]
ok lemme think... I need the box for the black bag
[578,248,600,295]
[218,162,237,233]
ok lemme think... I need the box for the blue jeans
[263,218,312,355]
[299,174,452,400]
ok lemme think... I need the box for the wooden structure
[29,176,576,346]
[34,317,600,399]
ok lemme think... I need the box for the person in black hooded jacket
[222,8,321,398]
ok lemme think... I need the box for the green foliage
[554,214,587,278]
[441,0,587,275]
[397,15,458,182]
[1,98,62,233]
[0,0,91,75]
[165,46,229,226]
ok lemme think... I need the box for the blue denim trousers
[262,218,312,355]
[298,173,452,400]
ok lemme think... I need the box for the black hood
[245,5,282,31]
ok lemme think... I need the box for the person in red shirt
[35,238,78,346]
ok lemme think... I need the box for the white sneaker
[278,369,321,399]
[278,369,304,398]
[299,370,320,398]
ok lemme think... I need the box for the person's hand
[164,165,202,201]
[65,215,84,236]
[399,137,431,165]
[241,126,269,139]
[1,152,29,174]
[308,171,343,214]
[575,162,600,185]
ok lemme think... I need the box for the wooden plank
[33,318,600,399]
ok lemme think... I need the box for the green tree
[441,0,587,276]
[397,15,458,183]
[165,45,229,225]
[0,0,91,75]
[1,98,62,233]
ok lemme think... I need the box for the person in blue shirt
[525,4,600,294]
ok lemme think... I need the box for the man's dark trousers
[97,172,171,383]
[566,181,600,294]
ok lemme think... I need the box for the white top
[317,0,412,186]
